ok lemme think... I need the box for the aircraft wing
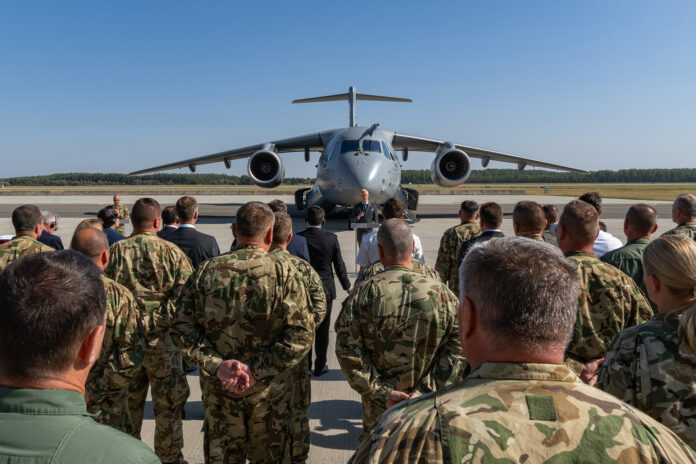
[128,129,341,176]
[391,132,589,174]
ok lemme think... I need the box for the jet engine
[430,146,471,187]
[247,149,285,188]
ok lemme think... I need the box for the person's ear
[377,243,385,261]
[265,226,273,245]
[101,249,109,268]
[651,223,658,234]
[231,223,238,238]
[513,221,520,235]
[34,224,42,237]
[79,323,105,366]
[193,210,199,221]
[623,218,630,236]
[458,296,477,348]
[286,232,293,245]
[645,273,660,295]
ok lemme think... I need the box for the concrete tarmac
[0,193,676,463]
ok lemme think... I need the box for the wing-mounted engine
[430,143,471,187]
[247,145,284,188]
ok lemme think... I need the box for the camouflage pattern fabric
[435,222,481,295]
[350,362,696,463]
[353,258,441,290]
[542,227,557,245]
[270,247,327,462]
[598,309,696,449]
[0,235,53,272]
[662,221,696,240]
[335,265,465,431]
[105,232,192,463]
[86,275,147,434]
[564,251,653,374]
[170,244,315,464]
[114,203,130,236]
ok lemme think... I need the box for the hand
[358,211,365,219]
[580,358,604,386]
[386,389,410,409]
[348,285,354,293]
[216,360,256,393]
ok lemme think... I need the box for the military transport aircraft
[129,87,587,213]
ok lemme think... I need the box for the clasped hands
[216,359,256,393]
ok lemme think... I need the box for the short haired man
[356,197,424,268]
[0,204,53,272]
[298,206,351,377]
[0,251,159,463]
[601,204,658,304]
[350,189,379,244]
[456,201,504,271]
[97,206,125,246]
[269,211,326,462]
[37,209,64,250]
[158,206,179,239]
[350,238,696,463]
[578,191,622,257]
[337,219,465,432]
[112,194,130,236]
[165,196,220,268]
[171,201,315,463]
[71,228,146,433]
[557,200,652,374]
[435,200,481,295]
[105,197,193,463]
[513,200,546,241]
[267,199,310,262]
[663,193,696,239]
[542,204,559,244]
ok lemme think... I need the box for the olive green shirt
[0,387,159,463]
[601,238,654,308]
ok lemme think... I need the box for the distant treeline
[2,168,696,186]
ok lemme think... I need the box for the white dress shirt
[356,230,425,268]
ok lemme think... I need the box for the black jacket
[38,230,64,250]
[297,227,351,300]
[165,226,220,269]
[350,202,379,226]
[157,226,178,239]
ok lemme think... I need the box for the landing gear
[294,188,311,211]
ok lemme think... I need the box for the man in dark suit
[456,202,505,271]
[37,210,64,250]
[350,189,379,244]
[157,206,179,239]
[298,206,351,376]
[97,207,125,246]
[267,199,310,263]
[165,196,220,269]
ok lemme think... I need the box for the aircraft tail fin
[292,86,411,127]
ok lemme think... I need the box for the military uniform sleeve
[335,285,394,407]
[434,229,452,286]
[307,267,327,326]
[597,328,640,407]
[626,279,654,326]
[154,248,194,331]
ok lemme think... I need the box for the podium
[350,222,380,272]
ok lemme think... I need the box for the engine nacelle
[430,147,471,187]
[247,149,285,188]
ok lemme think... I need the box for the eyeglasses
[50,222,58,231]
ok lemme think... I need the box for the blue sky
[1,1,694,178]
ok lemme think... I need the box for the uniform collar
[0,386,93,416]
[564,250,598,259]
[467,362,579,383]
[626,238,650,246]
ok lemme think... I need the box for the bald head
[377,219,413,263]
[71,228,109,267]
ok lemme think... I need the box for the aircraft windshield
[381,141,394,161]
[362,140,382,153]
[340,140,360,153]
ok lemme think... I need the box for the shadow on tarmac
[309,398,363,451]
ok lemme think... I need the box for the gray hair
[377,219,413,261]
[674,193,696,219]
[41,209,57,225]
[459,237,578,349]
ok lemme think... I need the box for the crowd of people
[0,191,696,463]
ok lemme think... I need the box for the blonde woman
[598,235,696,448]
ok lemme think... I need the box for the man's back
[297,227,350,298]
[601,238,651,301]
[435,222,481,294]
[663,221,696,240]
[0,236,53,272]
[165,226,220,268]
[351,363,696,463]
[0,387,159,464]
[353,258,440,289]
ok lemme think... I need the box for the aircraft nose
[333,152,384,199]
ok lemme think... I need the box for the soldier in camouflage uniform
[598,235,696,449]
[112,194,131,236]
[353,258,440,290]
[336,219,465,432]
[351,237,696,463]
[557,200,653,374]
[662,193,696,239]
[0,205,53,272]
[105,198,192,464]
[513,200,547,242]
[434,200,480,295]
[170,202,315,464]
[71,228,146,433]
[269,212,326,463]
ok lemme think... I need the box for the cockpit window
[362,140,382,153]
[341,140,360,153]
[381,141,394,161]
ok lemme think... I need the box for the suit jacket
[350,202,379,227]
[297,227,351,300]
[287,234,311,263]
[165,225,220,269]
[38,230,64,250]
[157,226,178,239]
[456,230,505,271]
[104,228,125,247]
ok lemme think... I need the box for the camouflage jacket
[113,203,130,235]
[170,245,315,387]
[335,265,465,409]
[435,222,481,295]
[87,275,147,401]
[542,227,557,245]
[353,259,441,290]
[105,232,193,332]
[270,248,327,326]
[598,309,696,449]
[350,362,696,463]
[564,251,653,372]
[0,235,53,272]
[662,221,696,240]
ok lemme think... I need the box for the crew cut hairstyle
[0,251,106,380]
[479,202,503,228]
[305,206,325,226]
[560,200,599,245]
[235,201,275,238]
[460,237,578,349]
[579,192,602,214]
[272,212,293,245]
[161,206,178,225]
[377,219,413,261]
[176,196,198,222]
[12,204,43,233]
[513,201,546,234]
[131,198,161,229]
[459,200,480,219]
[382,197,404,220]
[543,204,559,224]
[626,204,657,237]
[268,199,288,213]
[675,193,696,219]
[97,206,118,229]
